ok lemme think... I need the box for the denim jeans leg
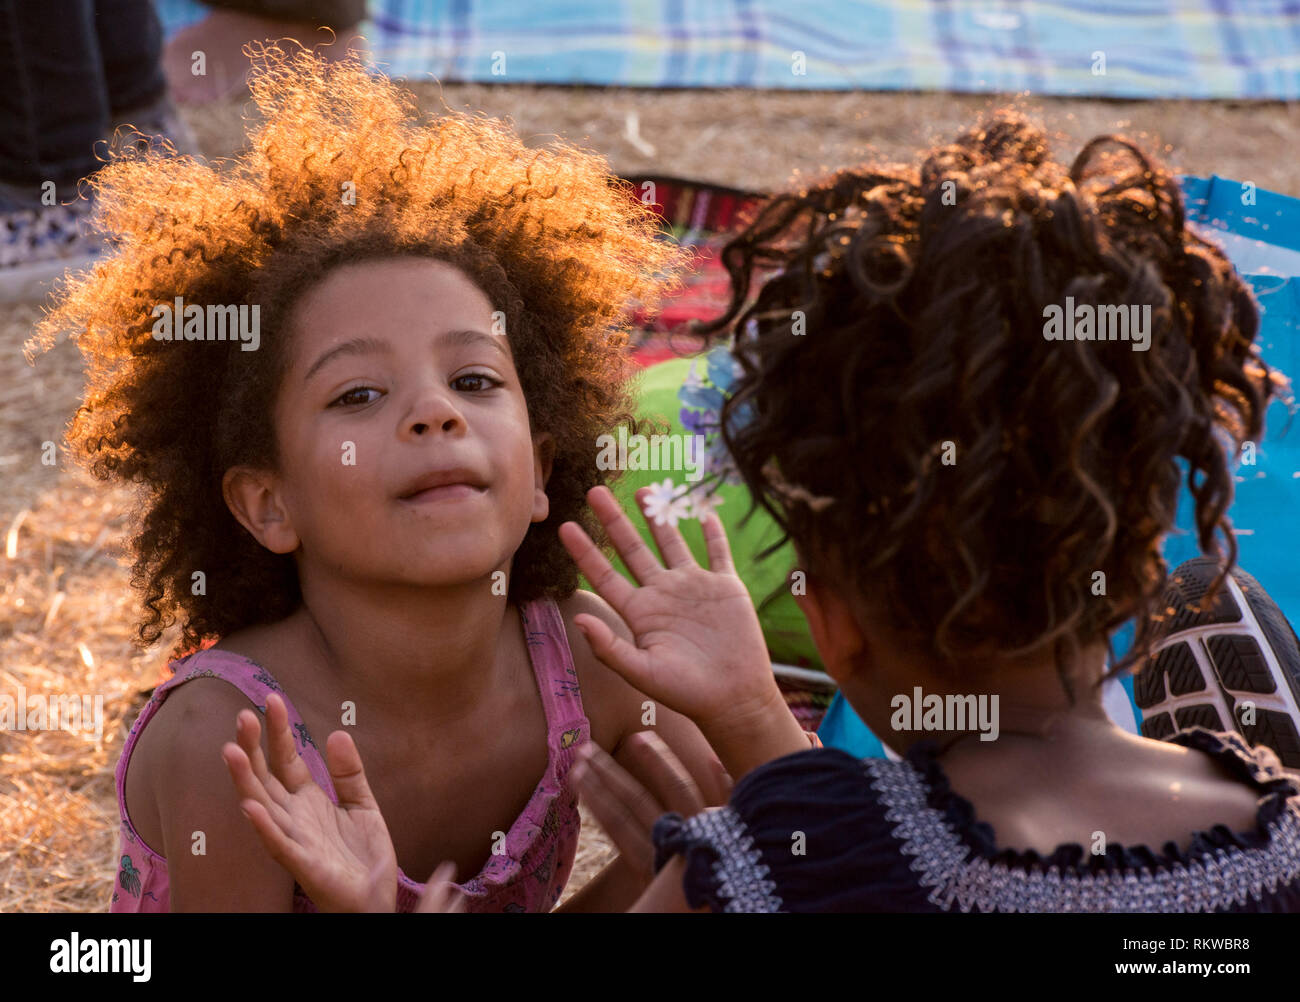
[95,0,167,114]
[0,0,110,202]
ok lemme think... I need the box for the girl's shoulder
[157,613,310,710]
[118,645,291,865]
[123,633,297,803]
[650,733,1300,913]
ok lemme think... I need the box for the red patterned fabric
[622,175,767,366]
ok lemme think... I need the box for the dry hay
[1,472,168,912]
[193,83,1300,197]
[2,82,1296,912]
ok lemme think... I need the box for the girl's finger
[634,487,697,570]
[223,741,298,833]
[235,707,271,783]
[323,730,382,813]
[233,708,295,808]
[585,485,666,585]
[264,693,316,794]
[571,753,655,876]
[572,613,653,691]
[558,521,637,614]
[616,731,708,819]
[701,512,736,575]
[708,755,735,805]
[235,797,314,877]
[580,740,669,835]
[416,861,465,913]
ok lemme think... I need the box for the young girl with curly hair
[548,114,1300,912]
[587,113,1300,912]
[28,48,816,913]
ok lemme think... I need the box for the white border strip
[771,662,837,688]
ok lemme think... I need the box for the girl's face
[249,256,552,590]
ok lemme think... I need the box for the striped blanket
[155,0,1300,100]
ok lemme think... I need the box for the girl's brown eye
[330,387,379,407]
[452,373,503,393]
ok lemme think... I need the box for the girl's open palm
[223,696,465,913]
[222,693,399,912]
[558,485,776,734]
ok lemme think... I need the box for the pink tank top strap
[519,596,589,741]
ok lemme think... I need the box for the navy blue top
[651,728,1300,912]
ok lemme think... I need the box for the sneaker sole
[1136,557,1300,768]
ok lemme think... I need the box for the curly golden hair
[696,112,1282,685]
[28,47,685,658]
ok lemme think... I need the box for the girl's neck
[291,568,521,727]
[930,699,1114,758]
[849,636,1115,758]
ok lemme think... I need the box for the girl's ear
[530,432,556,524]
[792,571,866,686]
[222,466,301,554]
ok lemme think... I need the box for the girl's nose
[402,385,467,438]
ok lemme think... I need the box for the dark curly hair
[696,112,1282,688]
[28,47,685,658]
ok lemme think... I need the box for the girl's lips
[399,483,486,504]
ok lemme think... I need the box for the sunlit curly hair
[28,46,685,658]
[695,111,1282,689]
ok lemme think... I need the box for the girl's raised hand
[222,693,398,912]
[559,485,807,777]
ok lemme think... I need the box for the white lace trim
[865,756,1300,912]
[678,807,784,913]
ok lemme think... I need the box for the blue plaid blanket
[155,0,1300,99]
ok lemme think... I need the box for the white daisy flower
[685,488,724,522]
[642,477,692,528]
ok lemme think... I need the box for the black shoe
[1136,557,1300,768]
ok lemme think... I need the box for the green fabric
[585,357,823,670]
